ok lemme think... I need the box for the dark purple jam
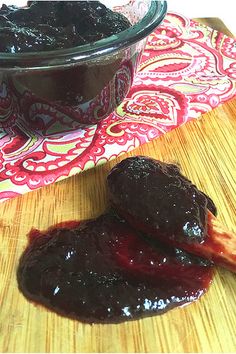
[107,156,217,245]
[17,212,213,324]
[0,1,131,53]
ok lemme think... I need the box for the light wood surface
[0,19,236,353]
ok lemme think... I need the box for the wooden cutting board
[0,19,236,353]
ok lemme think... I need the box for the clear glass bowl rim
[0,0,167,69]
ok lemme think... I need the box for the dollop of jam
[0,1,131,53]
[107,156,217,244]
[17,213,213,324]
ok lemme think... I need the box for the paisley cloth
[0,12,236,202]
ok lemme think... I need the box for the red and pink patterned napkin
[0,12,236,202]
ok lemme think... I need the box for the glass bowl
[0,0,167,135]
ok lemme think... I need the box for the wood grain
[1,19,236,353]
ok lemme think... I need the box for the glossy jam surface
[0,1,131,53]
[17,213,213,324]
[108,156,217,244]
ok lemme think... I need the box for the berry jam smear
[0,1,131,53]
[17,213,213,324]
[107,157,236,273]
[107,156,217,245]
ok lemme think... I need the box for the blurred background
[167,0,235,36]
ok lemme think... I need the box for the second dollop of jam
[17,213,213,324]
[0,1,131,53]
[107,156,217,244]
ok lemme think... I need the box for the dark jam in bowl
[0,1,144,132]
[0,2,131,53]
[17,213,213,324]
